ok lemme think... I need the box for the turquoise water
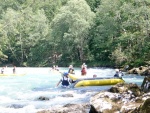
[0,67,144,113]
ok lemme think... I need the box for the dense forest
[0,0,150,67]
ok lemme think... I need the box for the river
[0,67,144,113]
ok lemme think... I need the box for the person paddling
[56,72,70,88]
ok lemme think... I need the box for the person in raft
[114,69,124,78]
[56,72,70,88]
[81,63,87,76]
[68,65,75,74]
[68,65,76,83]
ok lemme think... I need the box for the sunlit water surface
[0,67,144,113]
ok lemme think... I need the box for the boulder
[90,83,144,113]
[127,66,150,76]
[109,83,142,97]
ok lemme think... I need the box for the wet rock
[38,96,49,101]
[37,103,90,113]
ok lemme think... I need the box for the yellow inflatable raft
[0,73,26,76]
[68,74,125,87]
[68,74,87,81]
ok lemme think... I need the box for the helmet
[63,72,68,76]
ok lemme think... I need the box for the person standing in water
[56,72,70,88]
[114,69,124,78]
[1,67,4,74]
[68,65,75,74]
[13,66,16,74]
[81,63,87,76]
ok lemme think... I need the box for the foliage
[0,0,149,67]
[0,7,49,66]
[50,0,95,64]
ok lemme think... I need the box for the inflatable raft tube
[0,73,26,76]
[72,77,125,87]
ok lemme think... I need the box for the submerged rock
[37,96,50,101]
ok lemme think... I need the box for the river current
[0,67,144,113]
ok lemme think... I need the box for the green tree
[85,0,101,12]
[89,0,121,66]
[0,7,49,66]
[89,0,150,67]
[50,0,95,64]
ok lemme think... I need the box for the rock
[38,96,49,101]
[109,83,142,97]
[139,98,150,113]
[131,98,150,113]
[90,91,122,113]
[89,105,98,113]
[90,83,143,113]
[127,66,150,76]
[37,103,90,113]
[135,97,143,103]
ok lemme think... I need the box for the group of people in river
[114,69,124,78]
[1,66,16,74]
[56,63,87,88]
[55,63,124,88]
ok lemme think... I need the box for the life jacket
[114,73,119,77]
[62,77,69,86]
